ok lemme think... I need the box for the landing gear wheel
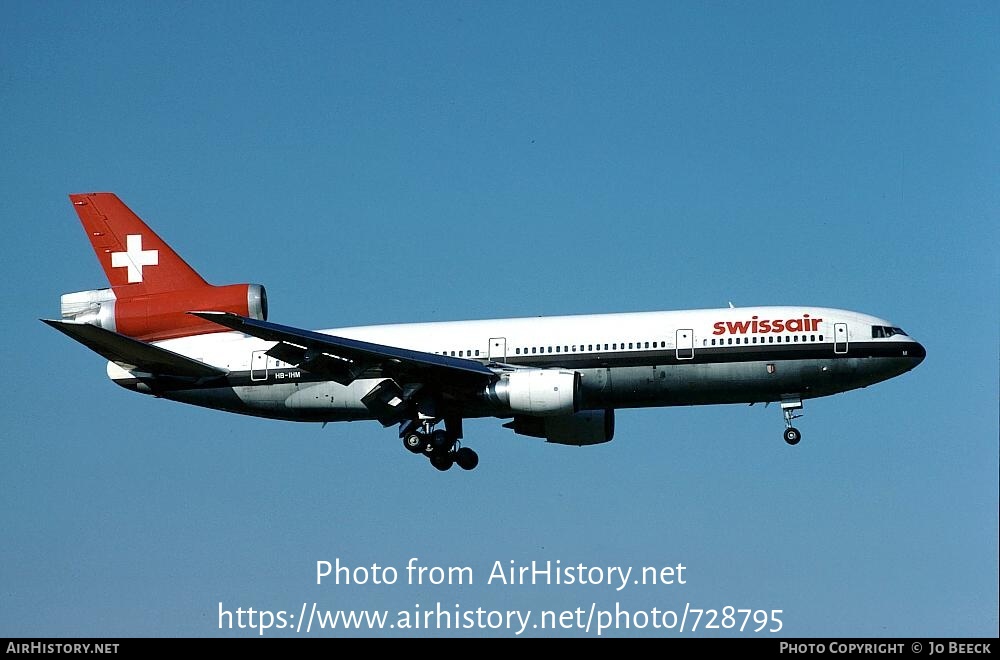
[454,447,479,471]
[429,452,454,471]
[403,433,424,454]
[429,429,451,451]
[783,427,802,445]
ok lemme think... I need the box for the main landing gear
[780,397,803,446]
[401,421,479,472]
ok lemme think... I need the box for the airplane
[43,193,926,472]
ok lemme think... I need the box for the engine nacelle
[504,409,615,446]
[484,369,579,416]
[60,283,267,342]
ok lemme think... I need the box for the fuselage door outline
[676,329,694,360]
[489,337,506,362]
[834,323,849,354]
[251,350,268,381]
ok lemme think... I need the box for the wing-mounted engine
[483,368,579,416]
[504,409,615,446]
[59,283,267,342]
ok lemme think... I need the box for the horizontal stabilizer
[42,319,228,379]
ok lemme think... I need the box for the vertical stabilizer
[69,193,208,295]
[58,193,267,341]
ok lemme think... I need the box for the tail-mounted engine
[59,283,267,342]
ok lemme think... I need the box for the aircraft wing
[42,319,228,379]
[190,311,496,388]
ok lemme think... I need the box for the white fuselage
[108,306,925,424]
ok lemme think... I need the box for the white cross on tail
[110,234,158,283]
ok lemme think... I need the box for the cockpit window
[872,325,908,338]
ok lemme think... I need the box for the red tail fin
[69,193,208,294]
[64,193,267,342]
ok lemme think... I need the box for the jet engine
[483,368,579,415]
[504,409,615,446]
[59,283,267,342]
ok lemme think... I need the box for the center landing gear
[401,420,479,471]
[780,396,803,445]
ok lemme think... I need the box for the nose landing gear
[781,397,803,446]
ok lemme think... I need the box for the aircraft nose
[907,341,926,364]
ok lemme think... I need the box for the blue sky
[2,1,997,638]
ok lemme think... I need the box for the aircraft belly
[579,359,858,409]
[283,381,342,409]
[234,382,293,412]
[282,380,373,413]
[164,386,271,416]
[809,356,912,395]
[165,380,373,422]
[148,355,909,422]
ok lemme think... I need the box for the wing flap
[42,319,228,379]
